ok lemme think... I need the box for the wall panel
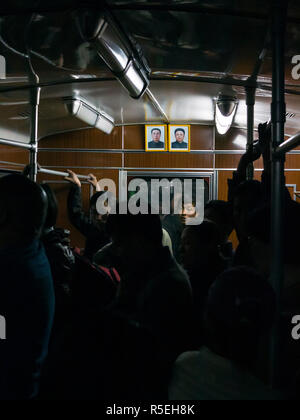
[124,126,145,149]
[125,153,213,169]
[285,154,300,169]
[190,126,214,150]
[38,151,122,168]
[40,127,122,149]
[216,154,264,170]
[0,144,29,167]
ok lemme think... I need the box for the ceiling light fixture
[77,10,150,99]
[65,97,115,135]
[215,92,238,135]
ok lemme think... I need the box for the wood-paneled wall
[1,125,300,249]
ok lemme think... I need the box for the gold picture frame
[169,125,191,152]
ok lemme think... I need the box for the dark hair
[41,183,58,229]
[151,128,161,135]
[106,211,163,246]
[0,174,47,239]
[205,200,233,237]
[175,128,185,135]
[90,191,107,208]
[205,266,276,366]
[205,200,233,224]
[233,180,263,206]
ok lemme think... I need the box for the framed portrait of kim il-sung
[145,125,167,152]
[169,125,191,152]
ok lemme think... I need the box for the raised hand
[245,142,262,163]
[65,170,81,188]
[87,174,100,191]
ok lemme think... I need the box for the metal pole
[118,169,128,214]
[29,85,40,182]
[270,0,287,389]
[0,138,34,150]
[246,87,256,180]
[24,14,40,183]
[38,167,90,180]
[145,88,170,123]
[275,131,300,155]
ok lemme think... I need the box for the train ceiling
[0,0,300,143]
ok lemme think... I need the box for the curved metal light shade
[78,11,150,99]
[215,94,238,135]
[65,98,115,135]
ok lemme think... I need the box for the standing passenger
[106,212,194,360]
[0,175,55,400]
[181,222,227,337]
[169,267,280,400]
[65,170,110,260]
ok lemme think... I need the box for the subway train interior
[0,0,300,402]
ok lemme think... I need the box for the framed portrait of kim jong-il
[145,125,167,152]
[169,125,190,152]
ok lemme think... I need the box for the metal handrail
[275,131,300,156]
[38,167,90,180]
[0,137,34,150]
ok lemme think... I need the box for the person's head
[205,200,234,243]
[181,189,197,222]
[40,183,58,230]
[204,266,276,367]
[175,128,185,143]
[151,128,162,143]
[181,221,221,270]
[90,191,112,224]
[182,201,196,219]
[0,174,47,244]
[106,210,163,271]
[233,180,263,241]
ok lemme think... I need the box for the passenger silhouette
[169,267,281,400]
[65,170,110,260]
[0,175,55,400]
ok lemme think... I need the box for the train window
[127,172,210,215]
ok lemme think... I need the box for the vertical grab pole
[29,83,40,182]
[270,0,287,389]
[25,14,40,183]
[246,86,256,180]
